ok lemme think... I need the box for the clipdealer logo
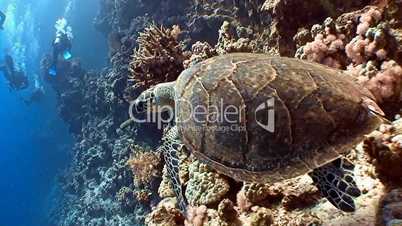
[129,97,276,133]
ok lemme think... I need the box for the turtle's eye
[135,100,145,113]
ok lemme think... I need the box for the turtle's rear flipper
[157,126,188,213]
[308,158,361,212]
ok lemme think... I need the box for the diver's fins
[63,50,72,60]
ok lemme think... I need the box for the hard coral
[215,21,257,55]
[145,198,184,226]
[297,5,402,107]
[126,145,162,186]
[185,161,230,206]
[184,41,217,68]
[240,206,273,226]
[135,189,152,203]
[184,204,229,226]
[128,24,188,93]
[363,119,402,183]
[116,186,135,208]
[298,17,347,68]
[345,8,385,64]
[364,60,402,103]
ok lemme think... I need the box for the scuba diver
[24,74,45,105]
[49,32,72,76]
[0,10,5,30]
[0,54,29,90]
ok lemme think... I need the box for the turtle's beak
[361,96,390,124]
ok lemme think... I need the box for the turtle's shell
[175,53,382,183]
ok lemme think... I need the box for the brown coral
[145,198,184,226]
[127,24,188,93]
[126,145,162,186]
[363,119,402,183]
[215,21,256,55]
[184,41,217,68]
[240,206,273,226]
[135,189,152,203]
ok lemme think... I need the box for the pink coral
[345,8,385,64]
[236,189,253,212]
[185,205,208,226]
[364,61,402,103]
[303,32,345,68]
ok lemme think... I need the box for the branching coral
[126,145,162,186]
[127,24,188,92]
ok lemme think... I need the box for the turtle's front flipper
[157,126,188,213]
[308,158,361,212]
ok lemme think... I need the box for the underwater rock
[215,21,257,55]
[239,176,319,212]
[364,119,402,183]
[145,198,184,226]
[116,186,136,209]
[262,0,372,56]
[184,41,217,68]
[240,206,273,226]
[218,199,239,223]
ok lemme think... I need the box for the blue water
[0,0,107,225]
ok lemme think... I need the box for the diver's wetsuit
[51,33,72,73]
[0,10,5,30]
[24,87,44,105]
[0,55,29,90]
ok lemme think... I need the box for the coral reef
[145,198,184,226]
[126,145,162,186]
[262,0,373,56]
[127,24,188,93]
[295,3,402,108]
[364,119,402,183]
[49,0,402,225]
[185,161,230,206]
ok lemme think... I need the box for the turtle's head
[133,82,176,114]
[133,86,156,113]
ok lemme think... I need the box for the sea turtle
[133,53,384,213]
